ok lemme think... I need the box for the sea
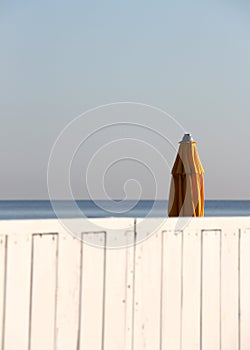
[0,200,250,220]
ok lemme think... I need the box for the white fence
[0,217,250,350]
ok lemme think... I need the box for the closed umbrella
[168,133,204,217]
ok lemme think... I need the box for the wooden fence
[0,217,250,350]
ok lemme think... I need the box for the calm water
[0,200,250,219]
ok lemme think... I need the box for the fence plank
[4,234,31,350]
[0,235,7,350]
[29,233,58,350]
[221,229,239,350]
[161,230,182,350]
[201,230,221,350]
[181,230,201,350]
[79,232,106,350]
[55,232,82,350]
[133,231,162,350]
[240,228,250,350]
[103,230,135,350]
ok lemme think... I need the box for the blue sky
[1,0,250,199]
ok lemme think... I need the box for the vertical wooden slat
[240,228,250,350]
[201,230,221,350]
[79,232,106,350]
[181,230,201,350]
[133,231,162,350]
[55,232,82,350]
[0,235,7,350]
[161,230,183,350]
[103,230,135,350]
[29,233,58,350]
[221,229,239,350]
[4,234,31,350]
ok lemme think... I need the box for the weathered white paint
[0,217,250,350]
[0,235,6,350]
[29,234,58,350]
[55,231,81,350]
[181,229,201,350]
[201,230,221,350]
[240,228,250,350]
[161,230,182,350]
[133,229,162,350]
[79,232,106,350]
[221,228,239,350]
[4,233,31,350]
[103,230,134,350]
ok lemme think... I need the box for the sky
[0,0,250,200]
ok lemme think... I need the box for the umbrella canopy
[168,133,204,217]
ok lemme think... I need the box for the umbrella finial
[181,133,194,142]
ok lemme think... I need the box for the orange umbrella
[168,134,204,217]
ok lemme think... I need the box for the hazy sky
[1,0,250,199]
